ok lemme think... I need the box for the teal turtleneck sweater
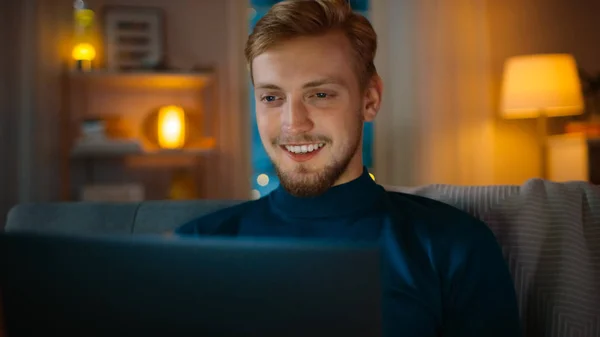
[176,168,521,337]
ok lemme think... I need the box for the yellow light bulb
[72,43,96,61]
[157,105,186,149]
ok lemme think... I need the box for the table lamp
[500,53,584,178]
[157,105,186,150]
[72,42,96,71]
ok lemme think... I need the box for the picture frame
[102,6,166,71]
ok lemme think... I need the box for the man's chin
[278,174,331,197]
[280,162,323,175]
[273,163,338,197]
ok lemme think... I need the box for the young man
[177,0,521,335]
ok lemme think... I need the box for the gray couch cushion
[387,184,521,218]
[485,179,600,337]
[5,202,138,234]
[132,200,242,234]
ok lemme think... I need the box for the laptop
[0,231,382,337]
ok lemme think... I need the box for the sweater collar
[269,167,386,218]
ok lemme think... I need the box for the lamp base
[74,60,93,72]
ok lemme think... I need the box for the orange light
[157,105,186,149]
[72,43,96,61]
[500,54,584,119]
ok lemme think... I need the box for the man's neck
[270,164,384,219]
[332,157,365,187]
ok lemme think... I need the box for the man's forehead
[256,30,352,57]
[253,44,351,68]
[251,36,356,89]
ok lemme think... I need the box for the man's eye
[315,93,328,98]
[262,95,277,102]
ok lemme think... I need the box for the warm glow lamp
[500,53,584,178]
[157,105,186,149]
[72,42,96,71]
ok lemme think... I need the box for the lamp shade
[500,54,584,119]
[72,43,96,61]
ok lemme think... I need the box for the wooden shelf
[68,70,214,90]
[70,138,215,159]
[62,67,218,201]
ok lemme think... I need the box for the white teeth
[284,143,324,154]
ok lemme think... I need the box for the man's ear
[362,74,383,122]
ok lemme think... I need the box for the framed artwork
[103,6,165,71]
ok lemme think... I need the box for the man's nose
[281,99,313,134]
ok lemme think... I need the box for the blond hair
[245,0,378,88]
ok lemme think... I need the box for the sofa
[4,178,600,337]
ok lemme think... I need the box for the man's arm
[443,225,522,336]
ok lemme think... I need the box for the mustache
[272,134,331,146]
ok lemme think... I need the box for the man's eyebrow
[254,78,346,90]
[302,77,346,88]
[254,83,282,90]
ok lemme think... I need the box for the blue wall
[249,0,372,197]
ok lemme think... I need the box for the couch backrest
[5,200,243,235]
[5,179,600,336]
[5,184,519,234]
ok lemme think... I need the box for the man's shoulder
[384,190,493,241]
[381,194,519,336]
[174,198,268,236]
[385,189,476,219]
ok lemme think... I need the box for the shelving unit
[62,69,218,201]
[68,70,213,90]
[70,138,215,158]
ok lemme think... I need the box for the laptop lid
[0,232,381,337]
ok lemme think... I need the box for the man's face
[252,31,380,197]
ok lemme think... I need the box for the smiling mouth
[283,143,325,154]
[280,143,326,162]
